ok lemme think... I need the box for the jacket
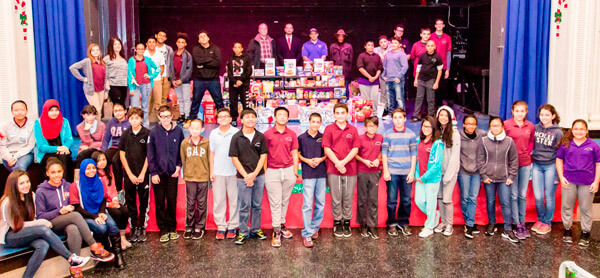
[171,49,193,84]
[127,56,160,91]
[1,197,49,244]
[329,42,354,78]
[180,136,210,182]
[192,44,222,80]
[101,117,130,151]
[275,35,303,65]
[477,130,519,182]
[459,128,487,175]
[33,119,74,163]
[226,53,253,86]
[248,34,278,69]
[532,123,564,164]
[35,180,71,221]
[69,58,108,96]
[158,44,175,80]
[148,123,185,176]
[415,138,444,184]
[0,118,36,162]
[436,106,461,184]
[76,120,106,152]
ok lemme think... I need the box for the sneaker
[563,229,573,244]
[464,226,474,239]
[169,232,180,240]
[388,225,399,236]
[183,229,193,239]
[531,221,542,233]
[419,228,434,238]
[311,230,319,240]
[472,224,480,234]
[70,266,83,278]
[271,232,282,247]
[159,233,170,243]
[192,230,204,240]
[360,225,369,238]
[368,227,380,239]
[69,254,91,268]
[90,243,114,262]
[514,225,526,240]
[128,227,139,243]
[442,225,454,237]
[231,121,237,127]
[280,225,293,239]
[234,234,247,245]
[434,223,445,233]
[485,224,497,236]
[343,221,352,238]
[536,224,551,235]
[250,230,267,240]
[521,223,531,238]
[216,230,226,240]
[137,228,148,242]
[579,232,591,247]
[333,221,344,238]
[398,225,412,236]
[410,117,420,123]
[303,237,314,248]
[502,230,520,243]
[226,229,237,239]
[382,115,391,120]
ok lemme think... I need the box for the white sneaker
[443,225,454,236]
[433,223,445,233]
[419,228,434,238]
[382,115,391,120]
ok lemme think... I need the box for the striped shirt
[382,126,417,175]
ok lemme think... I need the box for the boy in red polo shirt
[264,107,299,247]
[430,18,453,106]
[410,28,431,77]
[355,117,383,239]
[323,103,360,237]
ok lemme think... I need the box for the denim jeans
[301,178,326,238]
[190,79,223,119]
[4,225,72,278]
[130,82,152,127]
[174,83,192,118]
[386,174,412,227]
[84,211,120,238]
[237,174,265,236]
[2,152,34,171]
[531,163,558,225]
[511,165,532,225]
[484,182,513,230]
[458,173,481,227]
[387,79,405,111]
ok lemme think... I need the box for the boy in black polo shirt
[411,40,443,122]
[229,108,268,245]
[118,107,150,243]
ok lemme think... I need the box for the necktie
[287,37,292,50]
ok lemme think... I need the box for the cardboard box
[284,59,297,76]
[265,58,276,76]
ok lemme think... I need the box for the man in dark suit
[276,23,303,66]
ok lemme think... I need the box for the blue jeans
[301,178,326,238]
[458,173,481,227]
[4,225,72,278]
[531,163,558,225]
[130,82,151,127]
[511,165,531,225]
[386,174,412,227]
[84,211,120,238]
[387,79,405,110]
[237,174,265,236]
[484,182,513,230]
[191,79,223,119]
[2,152,34,171]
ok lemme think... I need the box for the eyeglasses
[218,115,231,119]
[159,115,172,119]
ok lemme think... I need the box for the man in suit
[276,23,303,66]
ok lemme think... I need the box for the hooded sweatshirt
[35,179,71,221]
[477,130,519,182]
[192,43,222,80]
[101,117,130,151]
[532,123,564,164]
[226,53,253,86]
[415,138,444,183]
[436,106,461,184]
[459,128,487,175]
[0,118,36,162]
[148,122,185,176]
[180,136,210,182]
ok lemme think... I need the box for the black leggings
[105,148,124,191]
[108,85,128,107]
[107,206,129,230]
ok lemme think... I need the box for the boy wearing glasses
[148,105,185,243]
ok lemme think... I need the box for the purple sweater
[35,180,71,221]
[101,117,130,151]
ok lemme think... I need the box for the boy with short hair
[102,102,130,192]
[119,107,150,243]
[264,107,299,247]
[411,39,443,122]
[355,116,383,239]
[226,42,252,127]
[322,103,360,237]
[148,105,185,243]
[298,113,327,247]
[210,108,240,240]
[180,119,211,240]
[382,108,417,236]
[229,108,268,245]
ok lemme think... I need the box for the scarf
[78,159,105,214]
[464,129,477,139]
[487,130,506,142]
[39,99,64,140]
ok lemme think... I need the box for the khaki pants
[212,175,239,231]
[265,166,297,232]
[161,76,171,105]
[85,91,105,120]
[149,80,162,123]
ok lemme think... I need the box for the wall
[488,0,507,116]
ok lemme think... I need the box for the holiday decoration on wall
[554,0,568,38]
[14,0,28,41]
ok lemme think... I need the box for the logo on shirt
[316,138,322,143]
[584,147,594,152]
[187,146,206,157]
[346,134,353,139]
[254,142,261,148]
[375,141,382,146]
[432,58,437,63]
[285,137,293,142]
[140,139,146,144]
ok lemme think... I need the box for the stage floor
[85,223,599,277]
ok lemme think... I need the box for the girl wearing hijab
[70,159,125,269]
[34,99,75,182]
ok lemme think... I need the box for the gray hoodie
[459,128,487,175]
[532,123,563,164]
[436,106,461,184]
[477,130,519,182]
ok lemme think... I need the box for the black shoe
[231,121,237,127]
[398,225,412,236]
[485,224,497,236]
[128,227,139,243]
[343,220,352,238]
[368,227,380,239]
[472,224,480,234]
[177,116,185,124]
[183,229,193,239]
[563,229,573,244]
[387,225,398,236]
[333,221,344,238]
[410,117,419,123]
[579,232,590,247]
[464,226,474,239]
[137,228,147,242]
[110,235,126,270]
[502,230,520,244]
[360,225,369,238]
[192,230,204,240]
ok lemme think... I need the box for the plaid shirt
[258,37,273,62]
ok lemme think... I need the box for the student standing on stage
[382,108,417,237]
[0,100,35,172]
[374,36,390,115]
[69,44,107,121]
[298,113,327,248]
[382,38,409,111]
[127,42,160,127]
[103,37,129,107]
[230,109,268,245]
[323,103,359,238]
[393,24,412,59]
[357,41,383,111]
[504,100,535,240]
[411,40,442,122]
[155,30,174,106]
[171,33,193,124]
[102,102,130,192]
[557,120,599,247]
[226,43,252,127]
[191,31,224,116]
[144,37,165,114]
[355,117,383,239]
[430,19,453,106]
[148,106,184,243]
